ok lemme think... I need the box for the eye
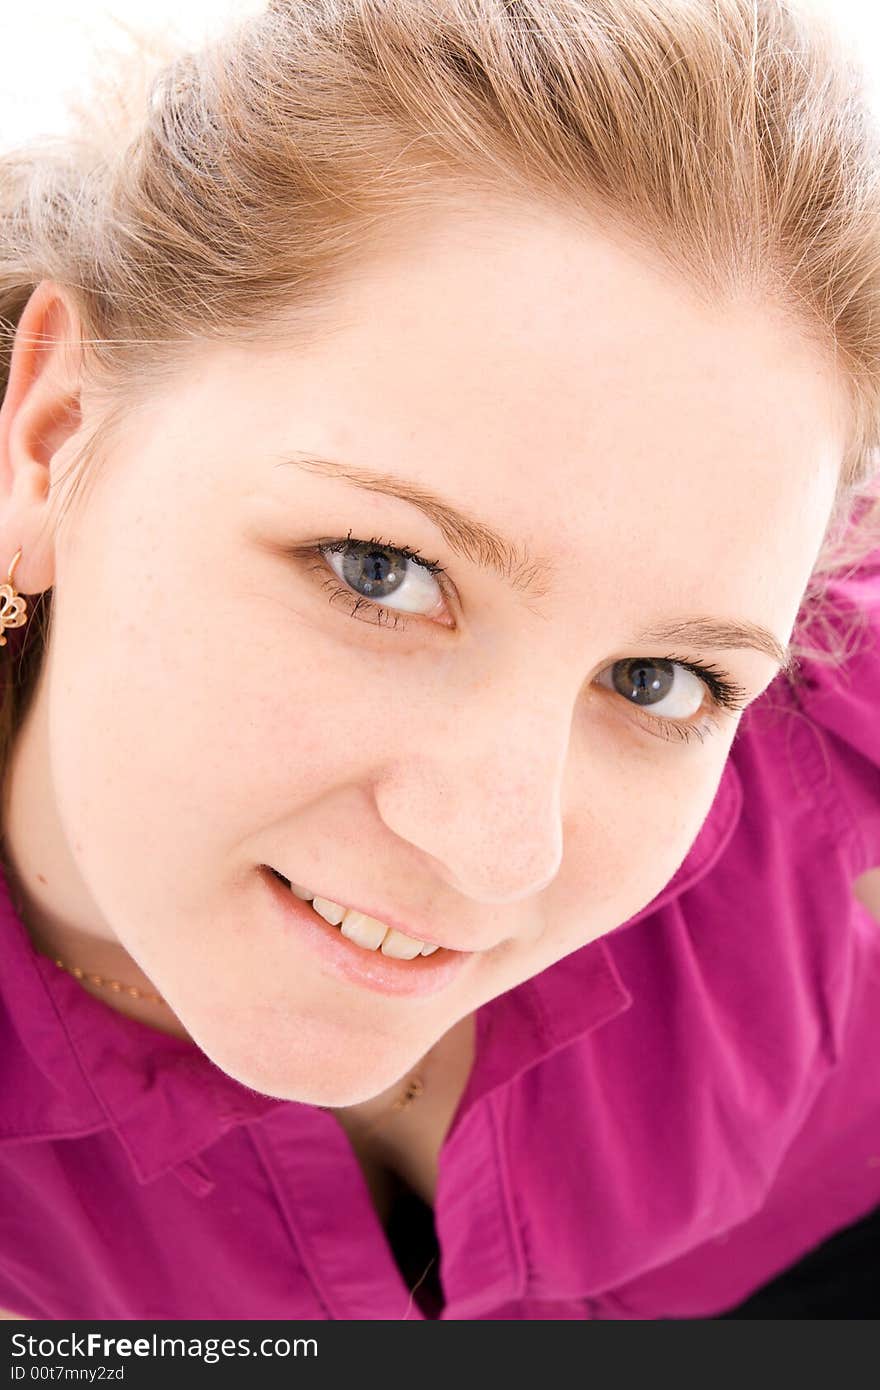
[595,656,749,745]
[298,533,749,746]
[307,532,452,627]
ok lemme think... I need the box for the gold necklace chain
[49,953,167,1004]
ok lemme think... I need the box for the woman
[0,0,878,1319]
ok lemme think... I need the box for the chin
[183,1013,413,1108]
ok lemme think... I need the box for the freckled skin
[0,198,844,1106]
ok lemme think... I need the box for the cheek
[541,750,734,962]
[46,569,414,896]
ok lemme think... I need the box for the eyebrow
[274,450,794,673]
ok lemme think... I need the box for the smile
[267,867,442,958]
[261,867,475,999]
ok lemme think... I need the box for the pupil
[342,544,406,599]
[614,658,674,706]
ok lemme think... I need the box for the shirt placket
[243,1066,525,1319]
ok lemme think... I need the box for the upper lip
[268,866,484,953]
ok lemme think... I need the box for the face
[0,200,845,1105]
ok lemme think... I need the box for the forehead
[181,199,846,631]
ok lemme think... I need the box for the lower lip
[260,867,477,998]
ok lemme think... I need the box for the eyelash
[296,532,750,747]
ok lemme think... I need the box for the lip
[260,866,478,998]
[270,868,479,954]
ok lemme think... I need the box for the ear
[0,280,86,596]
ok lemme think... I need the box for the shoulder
[781,543,880,881]
[725,542,880,892]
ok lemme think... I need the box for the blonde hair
[1,0,879,773]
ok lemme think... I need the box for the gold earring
[0,549,29,646]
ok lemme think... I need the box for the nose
[374,683,570,905]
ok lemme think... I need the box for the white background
[0,2,264,147]
[0,1,878,149]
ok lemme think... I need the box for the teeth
[295,885,441,957]
[311,895,347,927]
[377,925,425,960]
[338,909,388,951]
